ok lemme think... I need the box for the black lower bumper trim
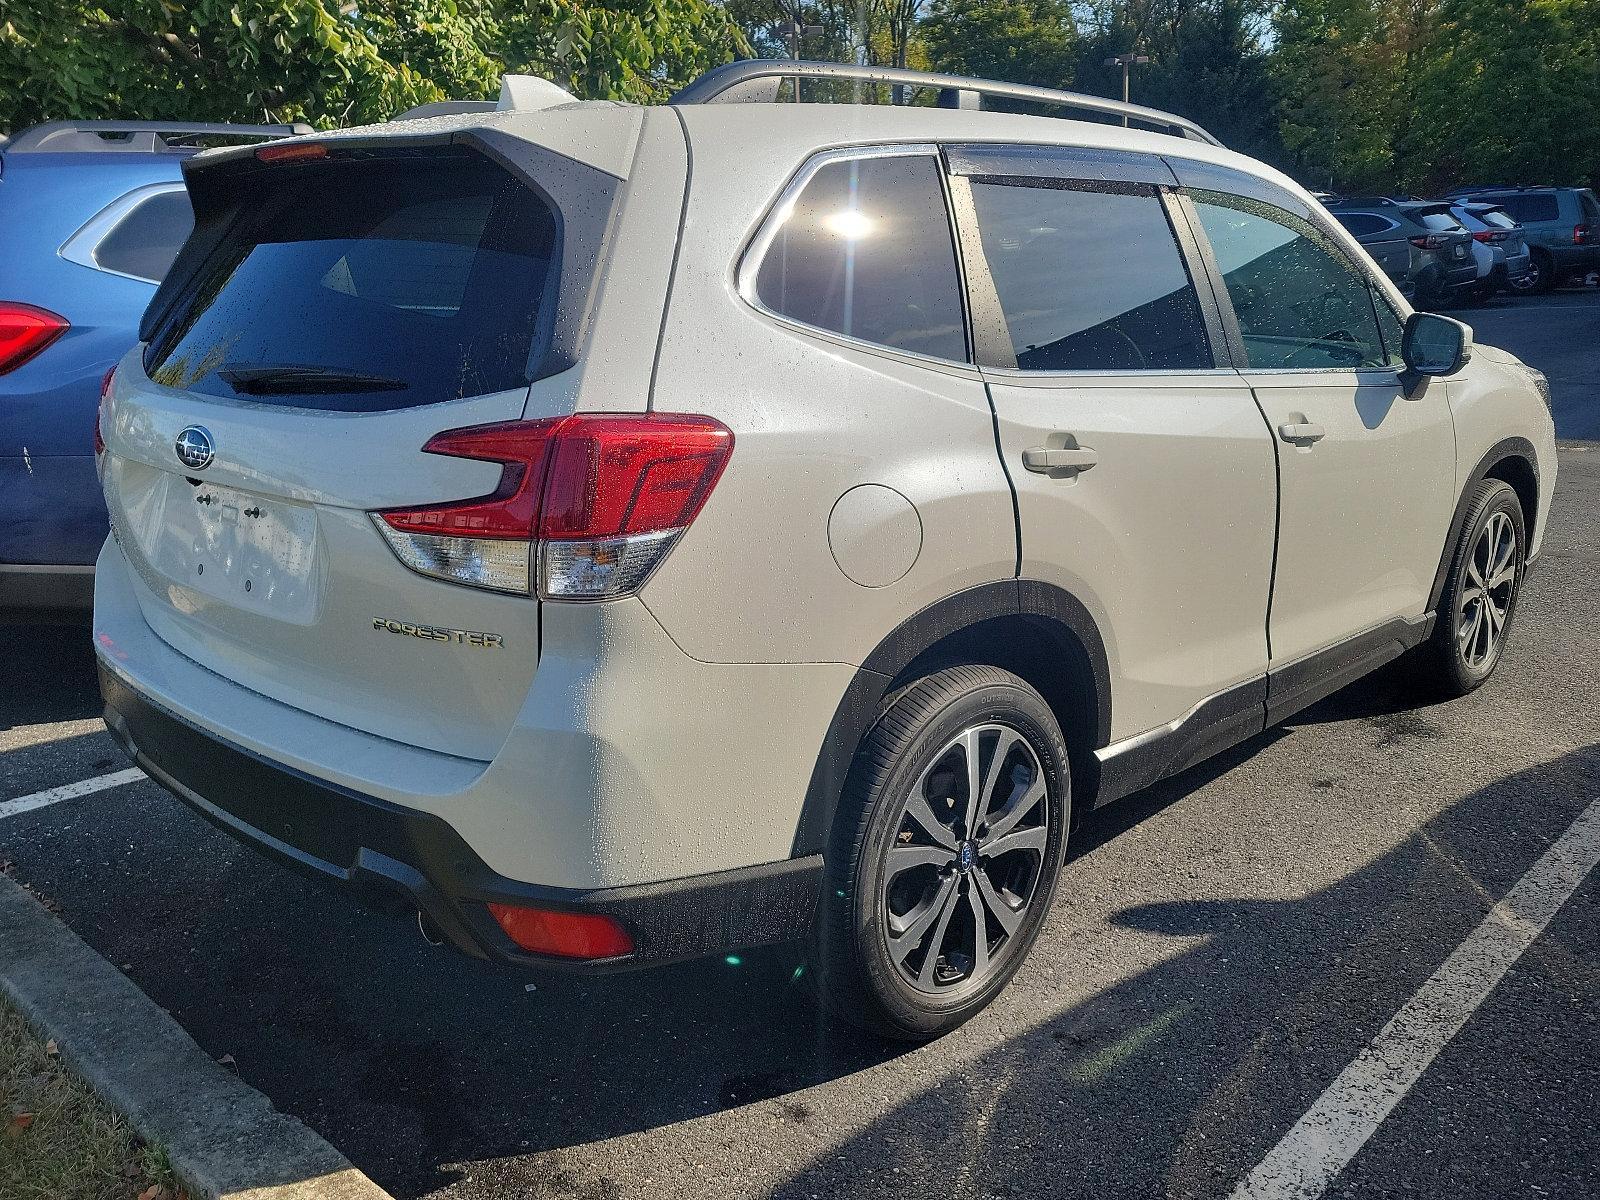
[99,664,822,971]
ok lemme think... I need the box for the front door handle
[1022,446,1099,474]
[1278,421,1326,445]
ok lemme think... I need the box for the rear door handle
[1277,421,1326,445]
[1022,446,1099,473]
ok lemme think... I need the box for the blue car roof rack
[5,120,313,155]
[671,60,1222,146]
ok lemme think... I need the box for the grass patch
[0,996,180,1200]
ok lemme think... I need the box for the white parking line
[0,768,145,821]
[1229,796,1600,1200]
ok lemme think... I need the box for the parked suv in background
[0,119,303,615]
[1326,197,1477,306]
[1449,185,1600,292]
[94,62,1557,1040]
[1448,201,1533,300]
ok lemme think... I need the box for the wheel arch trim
[789,579,1112,857]
[1429,436,1539,612]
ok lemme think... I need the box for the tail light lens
[1575,224,1590,245]
[1409,234,1445,250]
[94,366,114,456]
[486,903,634,959]
[256,142,328,164]
[1472,230,1508,243]
[0,302,69,375]
[374,413,734,600]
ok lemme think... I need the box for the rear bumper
[100,663,822,972]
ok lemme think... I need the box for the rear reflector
[94,366,115,456]
[0,302,69,375]
[256,142,328,164]
[373,414,733,600]
[486,903,634,959]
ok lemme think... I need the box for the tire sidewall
[1442,482,1526,688]
[826,671,1071,1039]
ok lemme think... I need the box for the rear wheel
[813,666,1070,1041]
[1413,479,1525,698]
[1523,248,1556,294]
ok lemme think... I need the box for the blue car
[0,119,305,615]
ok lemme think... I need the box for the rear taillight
[486,903,634,959]
[256,142,328,164]
[1472,230,1508,243]
[0,302,69,375]
[94,366,114,456]
[1409,234,1445,250]
[1575,224,1590,245]
[374,413,734,600]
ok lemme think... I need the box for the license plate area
[136,472,320,622]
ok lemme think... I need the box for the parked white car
[94,62,1558,1040]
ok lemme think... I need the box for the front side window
[751,153,967,362]
[1190,192,1387,371]
[94,189,195,283]
[967,181,1212,371]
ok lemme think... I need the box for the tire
[1413,479,1526,699]
[812,665,1070,1041]
[1525,249,1556,294]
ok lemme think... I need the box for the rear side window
[1190,191,1387,371]
[750,153,967,361]
[1581,191,1600,224]
[968,182,1212,371]
[94,190,194,282]
[145,155,556,412]
[1334,213,1393,238]
[1491,194,1559,223]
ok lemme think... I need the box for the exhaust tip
[417,910,445,947]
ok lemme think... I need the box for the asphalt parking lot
[2,288,1598,1200]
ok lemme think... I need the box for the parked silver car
[1327,197,1478,306]
[94,61,1557,1040]
[1449,201,1533,300]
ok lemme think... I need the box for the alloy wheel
[1458,510,1518,670]
[881,723,1050,994]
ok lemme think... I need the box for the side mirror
[1402,312,1473,377]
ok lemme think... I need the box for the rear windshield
[1477,208,1518,230]
[1410,208,1462,232]
[144,155,557,412]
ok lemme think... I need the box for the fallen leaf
[5,1113,35,1137]
[217,1053,236,1066]
[136,1184,169,1200]
[44,1039,58,1057]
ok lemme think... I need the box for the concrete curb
[0,873,393,1200]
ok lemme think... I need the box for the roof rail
[5,120,313,155]
[670,60,1221,146]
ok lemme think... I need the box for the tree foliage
[0,0,746,130]
[921,0,1077,89]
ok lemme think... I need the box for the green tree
[1407,0,1600,191]
[0,0,745,132]
[1072,0,1279,162]
[921,0,1078,89]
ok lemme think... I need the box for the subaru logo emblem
[174,426,214,471]
[958,842,976,872]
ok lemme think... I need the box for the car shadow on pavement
[762,742,1600,1200]
[0,620,100,731]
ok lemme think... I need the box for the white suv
[94,62,1557,1040]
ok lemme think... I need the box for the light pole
[1103,53,1152,125]
[781,19,825,102]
